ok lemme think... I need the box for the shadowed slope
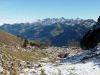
[81,16,100,49]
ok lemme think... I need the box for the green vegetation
[22,38,48,48]
[51,28,64,37]
[22,39,29,47]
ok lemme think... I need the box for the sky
[0,0,100,25]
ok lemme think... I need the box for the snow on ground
[21,61,100,75]
[41,62,100,75]
[20,45,100,75]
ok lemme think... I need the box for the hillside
[0,29,22,46]
[81,16,100,49]
[0,43,100,75]
[0,30,47,75]
[0,18,96,46]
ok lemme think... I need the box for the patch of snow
[39,61,100,75]
[21,68,41,75]
[20,45,100,75]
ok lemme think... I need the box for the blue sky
[0,0,100,24]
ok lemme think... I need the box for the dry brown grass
[0,47,46,62]
[0,30,22,46]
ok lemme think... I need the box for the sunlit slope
[0,29,22,46]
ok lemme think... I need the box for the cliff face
[81,16,100,49]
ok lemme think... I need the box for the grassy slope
[0,47,46,62]
[0,29,22,46]
[0,29,47,62]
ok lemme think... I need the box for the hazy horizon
[0,0,100,25]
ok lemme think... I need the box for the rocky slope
[81,16,100,49]
[0,43,100,75]
[19,44,100,75]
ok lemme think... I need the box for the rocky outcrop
[80,16,100,49]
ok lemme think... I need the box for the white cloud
[0,18,37,25]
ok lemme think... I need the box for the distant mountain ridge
[0,18,96,46]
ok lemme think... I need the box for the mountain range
[0,18,96,46]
